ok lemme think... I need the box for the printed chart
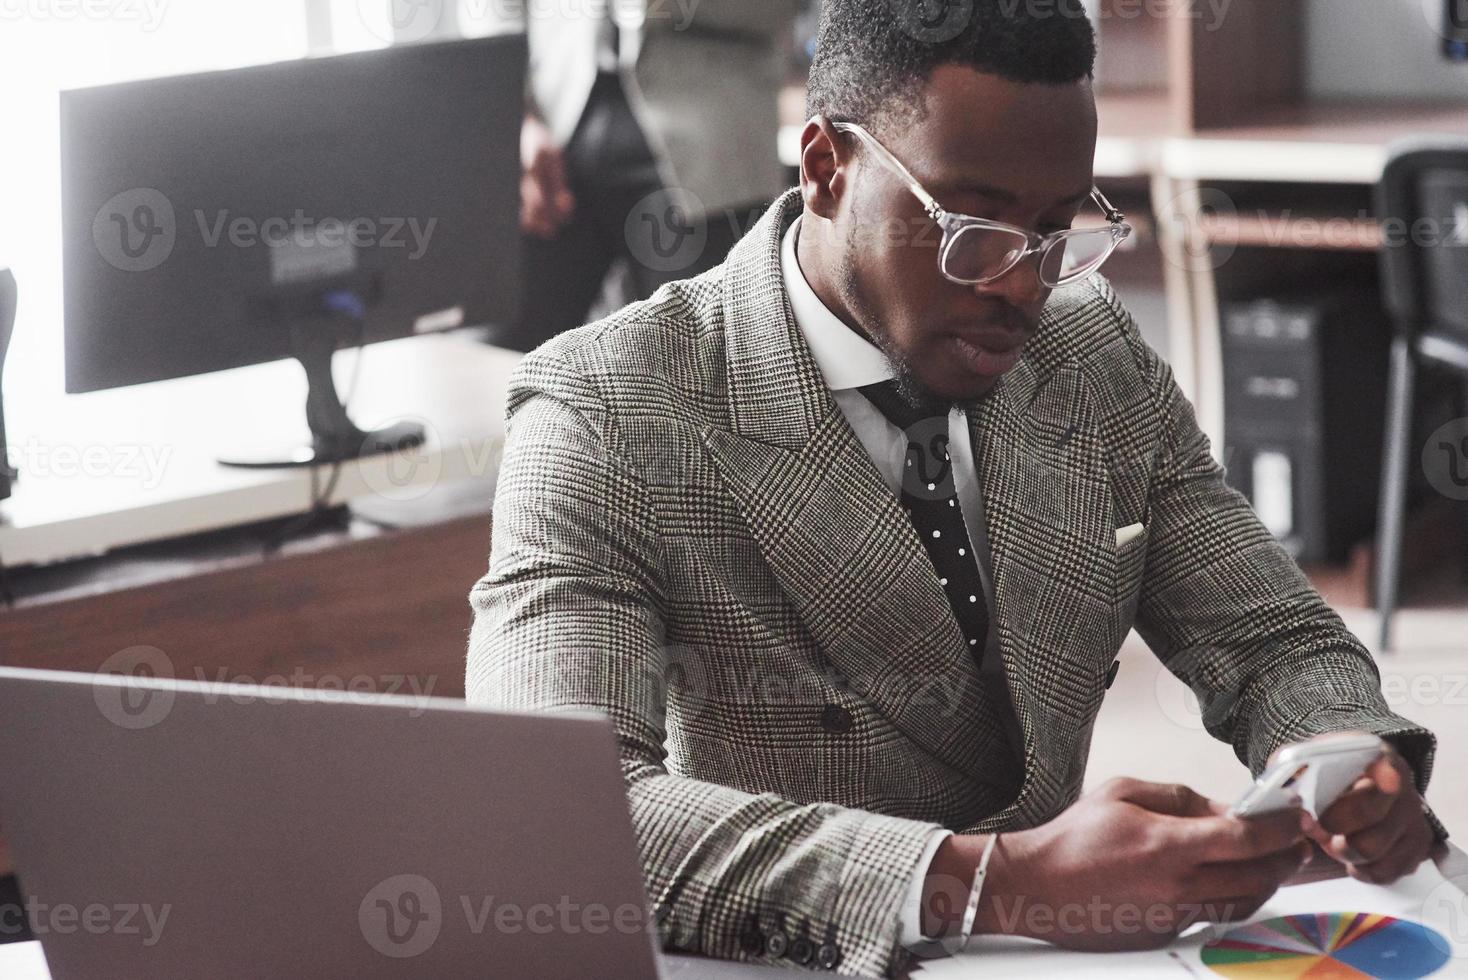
[1201,912,1453,978]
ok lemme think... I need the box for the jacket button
[765,929,789,958]
[817,943,841,970]
[789,936,815,966]
[820,704,853,734]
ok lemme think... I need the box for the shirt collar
[780,216,895,392]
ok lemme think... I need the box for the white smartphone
[1229,733,1386,818]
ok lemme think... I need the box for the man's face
[829,66,1099,405]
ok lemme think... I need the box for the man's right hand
[922,778,1311,951]
[520,114,575,239]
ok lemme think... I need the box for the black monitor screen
[61,35,526,394]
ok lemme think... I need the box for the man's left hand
[1302,736,1433,885]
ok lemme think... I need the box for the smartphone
[1229,734,1386,818]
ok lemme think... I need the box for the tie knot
[858,380,946,433]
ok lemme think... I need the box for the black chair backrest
[1376,139,1468,344]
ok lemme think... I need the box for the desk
[0,332,520,568]
[0,943,794,978]
[0,332,520,699]
[4,848,1465,978]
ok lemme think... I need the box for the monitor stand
[217,312,425,469]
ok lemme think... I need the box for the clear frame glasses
[832,121,1133,289]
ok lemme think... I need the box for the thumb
[1366,752,1402,796]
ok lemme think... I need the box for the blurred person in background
[498,0,797,352]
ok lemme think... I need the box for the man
[503,0,793,351]
[467,2,1442,975]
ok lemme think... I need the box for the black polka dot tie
[858,380,1024,775]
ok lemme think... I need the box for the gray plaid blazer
[466,189,1438,977]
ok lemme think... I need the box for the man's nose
[972,250,1048,310]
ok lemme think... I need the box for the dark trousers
[497,73,766,353]
[0,874,33,944]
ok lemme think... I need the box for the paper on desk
[914,862,1468,978]
[0,940,50,980]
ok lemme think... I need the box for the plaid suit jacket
[466,189,1438,977]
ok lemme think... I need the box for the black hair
[807,0,1097,131]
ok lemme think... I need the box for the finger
[520,176,562,239]
[552,187,577,225]
[1350,813,1434,884]
[1113,780,1219,819]
[1182,809,1306,863]
[521,176,549,220]
[1336,813,1410,866]
[1300,810,1332,850]
[1193,840,1313,900]
[1355,838,1432,886]
[1320,778,1396,837]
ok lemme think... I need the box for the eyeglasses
[832,121,1132,289]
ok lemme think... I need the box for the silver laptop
[0,666,663,979]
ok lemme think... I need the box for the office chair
[1373,138,1468,652]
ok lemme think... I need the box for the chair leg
[1375,337,1417,654]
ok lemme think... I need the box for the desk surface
[4,847,1464,979]
[0,333,521,568]
[0,943,791,979]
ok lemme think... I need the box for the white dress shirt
[780,216,1003,950]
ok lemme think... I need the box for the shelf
[1166,101,1468,184]
[1198,212,1384,251]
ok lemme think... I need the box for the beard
[834,211,956,418]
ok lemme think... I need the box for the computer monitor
[1448,0,1468,59]
[60,35,526,467]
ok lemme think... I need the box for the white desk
[0,941,794,978]
[0,333,522,568]
[5,850,1465,979]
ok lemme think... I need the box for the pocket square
[1115,522,1146,548]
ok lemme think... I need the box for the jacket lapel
[702,191,1114,799]
[968,286,1116,824]
[702,191,992,779]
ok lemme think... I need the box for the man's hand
[1299,736,1433,885]
[920,778,1311,951]
[520,114,575,239]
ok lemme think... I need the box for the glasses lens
[941,224,1031,283]
[1040,228,1119,286]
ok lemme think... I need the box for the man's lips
[949,327,1028,378]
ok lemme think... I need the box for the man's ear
[799,115,849,222]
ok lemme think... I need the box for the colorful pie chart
[1200,913,1453,979]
